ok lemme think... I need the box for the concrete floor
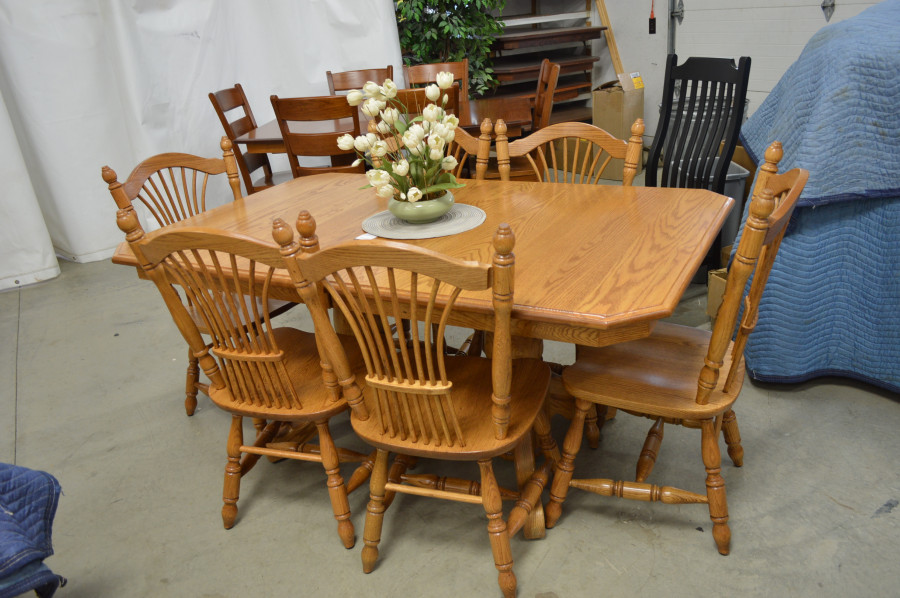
[3,258,900,597]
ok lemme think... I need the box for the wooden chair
[270,95,365,178]
[390,84,460,119]
[495,118,645,185]
[117,212,373,547]
[209,84,292,194]
[282,212,558,598]
[532,59,561,132]
[327,65,394,94]
[404,58,469,101]
[548,142,808,555]
[102,137,278,416]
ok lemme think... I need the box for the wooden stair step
[500,11,591,28]
[494,26,607,51]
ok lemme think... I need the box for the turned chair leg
[222,415,243,529]
[702,419,731,555]
[635,418,665,482]
[184,346,200,416]
[384,454,417,509]
[479,459,516,598]
[315,420,355,548]
[362,449,390,573]
[545,397,592,528]
[721,409,744,467]
[584,404,601,449]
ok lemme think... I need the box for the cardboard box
[591,73,644,180]
[706,267,728,320]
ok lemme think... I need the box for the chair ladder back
[327,66,394,94]
[533,59,560,132]
[159,248,301,411]
[649,54,750,195]
[209,85,274,193]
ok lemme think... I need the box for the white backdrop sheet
[0,0,402,290]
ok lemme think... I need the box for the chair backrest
[270,95,364,178]
[404,59,469,99]
[646,54,751,194]
[102,137,242,232]
[532,59,560,132]
[209,84,274,194]
[446,118,494,180]
[279,211,517,445]
[495,119,644,185]
[699,141,808,404]
[118,211,350,415]
[390,84,461,119]
[327,65,394,94]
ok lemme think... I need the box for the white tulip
[425,84,441,102]
[408,123,426,141]
[407,187,423,202]
[363,81,384,99]
[427,135,445,151]
[442,114,459,129]
[354,134,372,152]
[429,148,444,161]
[376,120,392,135]
[362,98,382,117]
[393,159,410,176]
[370,140,389,158]
[352,158,363,167]
[377,184,395,199]
[407,142,425,156]
[337,133,355,151]
[381,79,398,99]
[422,104,442,122]
[366,169,392,188]
[402,130,419,150]
[346,90,364,106]
[443,128,456,143]
[441,156,458,171]
[380,107,400,125]
[436,72,454,89]
[442,94,448,105]
[430,123,448,139]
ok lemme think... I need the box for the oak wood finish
[102,137,245,415]
[551,143,809,555]
[327,65,394,95]
[282,213,553,597]
[495,118,644,185]
[532,59,561,132]
[119,213,372,548]
[404,59,469,114]
[112,174,733,350]
[209,83,292,194]
[270,94,365,179]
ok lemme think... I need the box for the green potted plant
[395,0,505,98]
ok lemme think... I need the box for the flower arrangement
[337,73,465,203]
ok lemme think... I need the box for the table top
[234,97,533,154]
[114,174,732,347]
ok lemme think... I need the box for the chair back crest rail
[699,142,808,403]
[279,211,517,446]
[327,65,394,95]
[102,137,241,229]
[647,54,751,194]
[495,119,644,185]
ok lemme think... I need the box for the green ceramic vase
[388,191,454,224]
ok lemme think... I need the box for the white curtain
[0,0,403,290]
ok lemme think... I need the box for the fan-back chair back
[280,213,556,598]
[102,137,245,415]
[270,94,365,178]
[647,54,751,194]
[552,142,808,556]
[117,211,372,548]
[532,59,561,132]
[495,118,645,185]
[209,84,291,194]
[327,65,394,94]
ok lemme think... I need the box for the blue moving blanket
[737,0,900,393]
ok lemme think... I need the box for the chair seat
[253,169,293,190]
[209,327,362,420]
[352,356,551,461]
[562,322,744,420]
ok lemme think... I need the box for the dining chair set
[102,55,807,597]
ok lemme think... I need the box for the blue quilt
[0,464,65,598]
[737,0,900,393]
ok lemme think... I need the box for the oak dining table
[234,96,534,155]
[112,173,732,540]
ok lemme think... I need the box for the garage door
[673,0,880,116]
